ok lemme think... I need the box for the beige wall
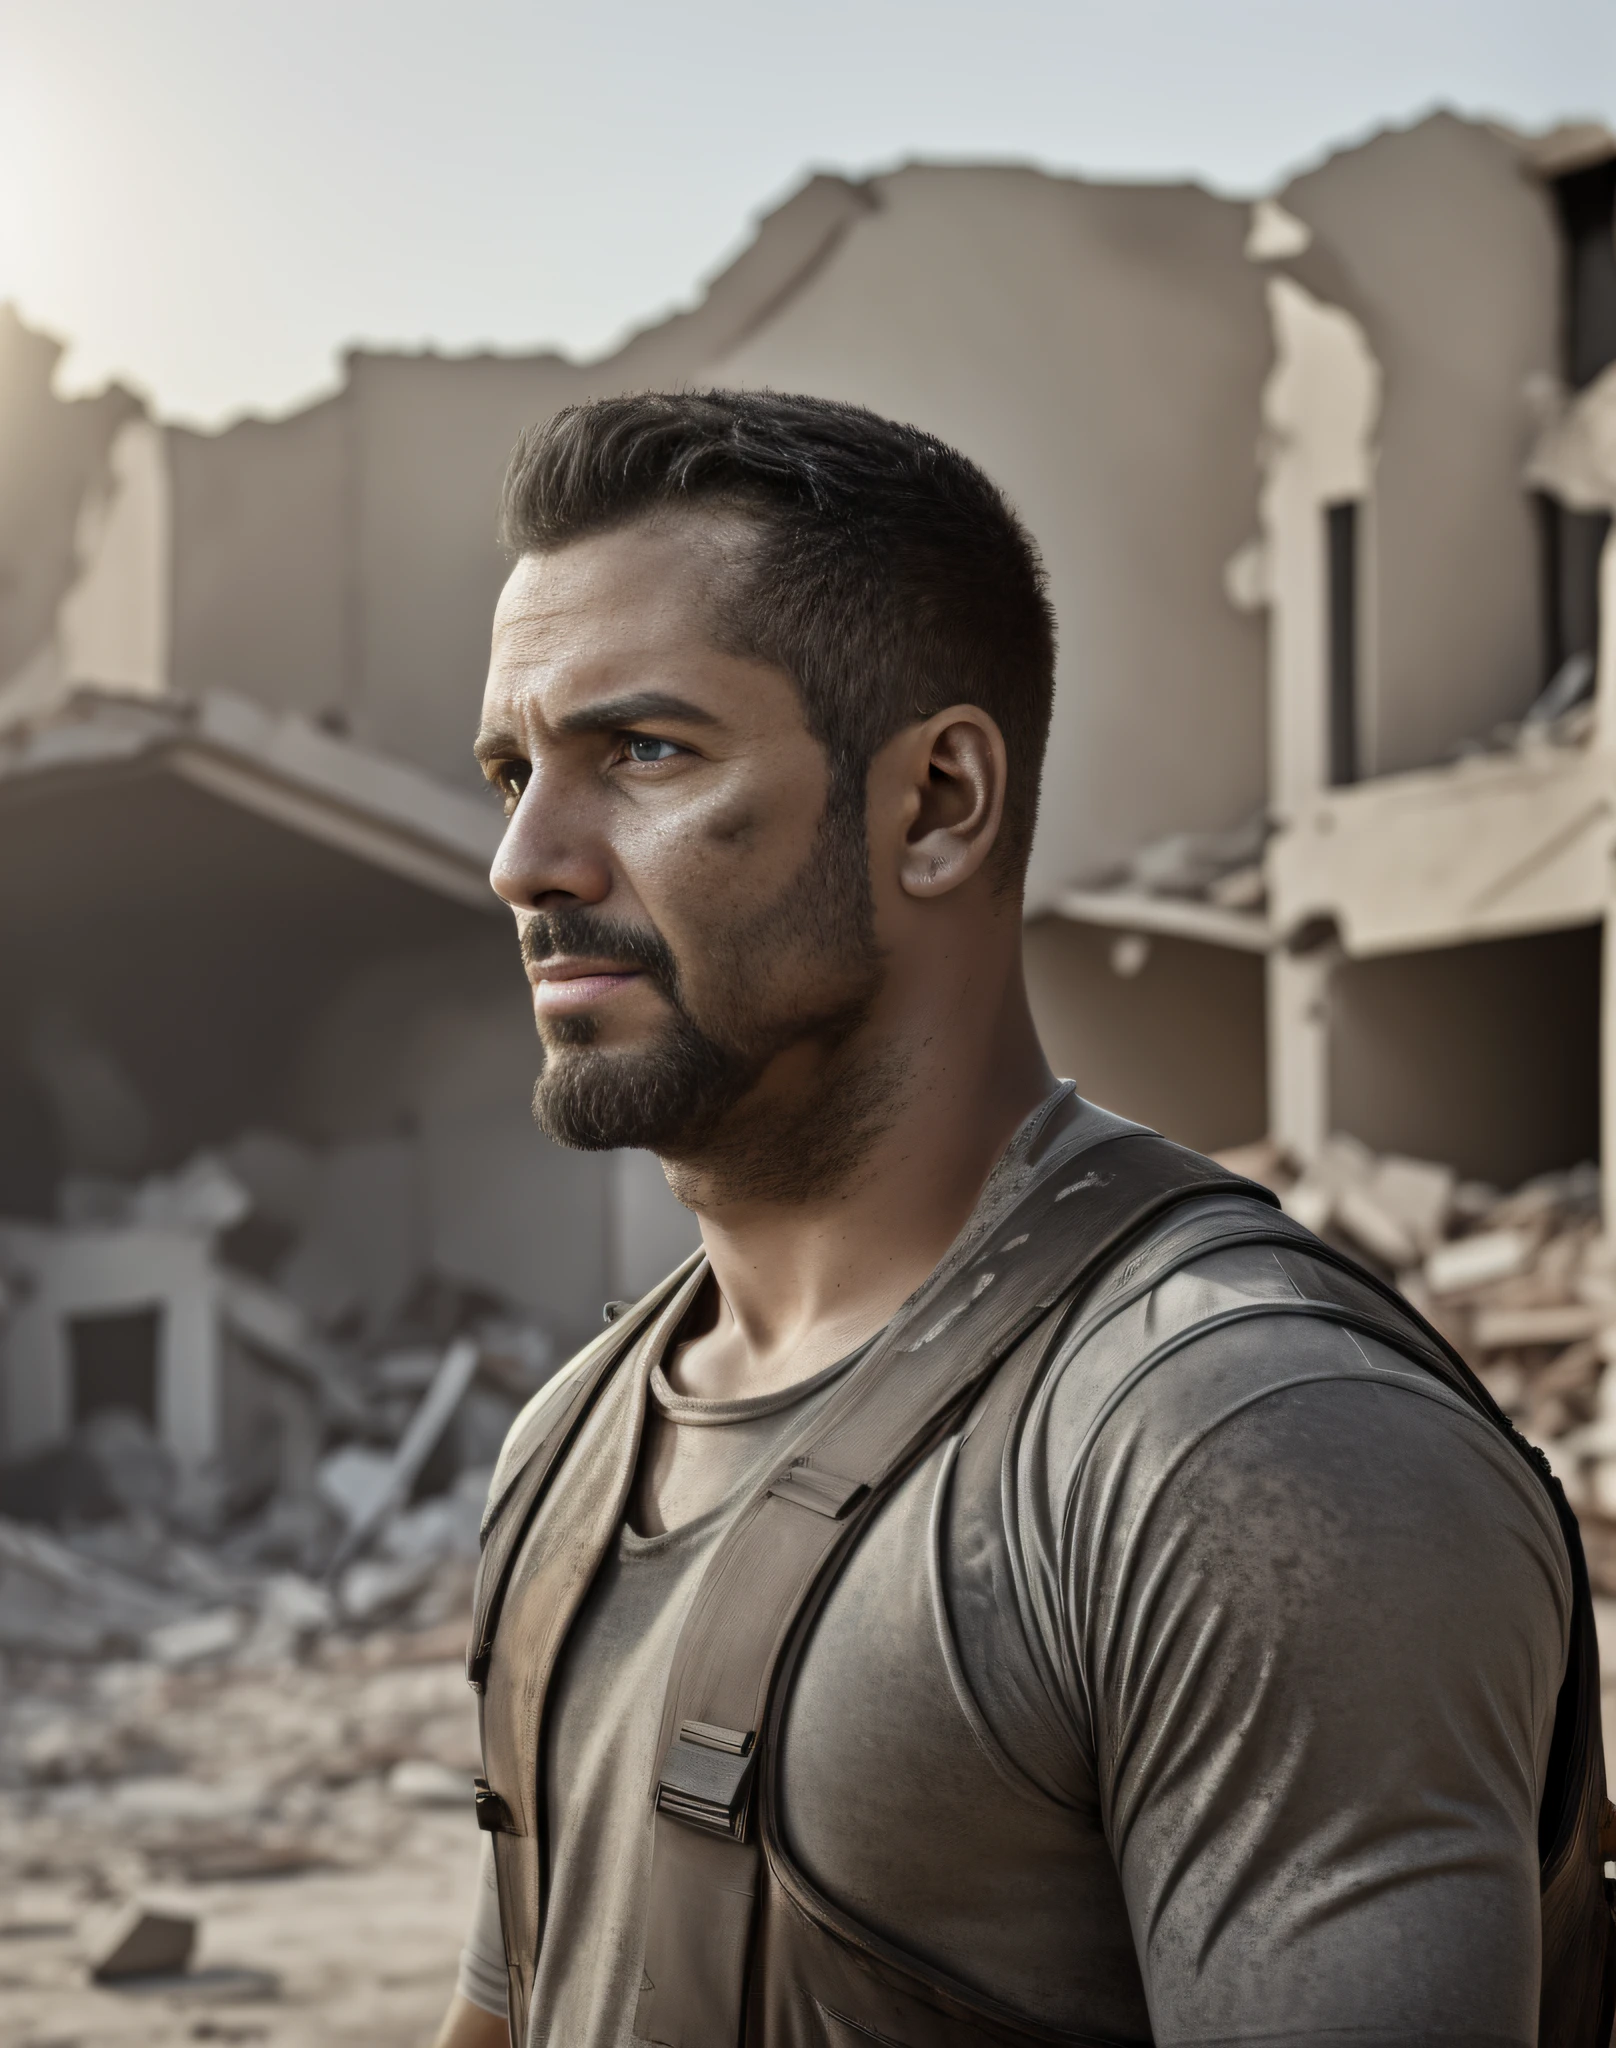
[169,396,351,721]
[1328,924,1600,1186]
[1281,115,1561,774]
[1024,918,1268,1153]
[0,308,140,690]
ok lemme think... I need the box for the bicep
[1083,1362,1567,2043]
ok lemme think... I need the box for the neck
[661,946,1056,1399]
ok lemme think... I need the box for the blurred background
[2,2,1615,2040]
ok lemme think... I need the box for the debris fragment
[387,1759,471,1808]
[1426,1230,1535,1296]
[144,1608,246,1670]
[92,1905,197,1982]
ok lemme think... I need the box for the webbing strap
[467,1248,703,1692]
[636,1134,1273,2048]
[472,1258,707,2048]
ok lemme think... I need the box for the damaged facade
[1,108,1613,1550]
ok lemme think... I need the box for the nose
[488,767,612,913]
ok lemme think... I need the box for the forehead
[489,516,750,691]
[481,514,810,747]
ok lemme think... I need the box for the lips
[530,963,645,1014]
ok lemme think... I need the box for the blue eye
[624,736,680,763]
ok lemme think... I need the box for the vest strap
[639,1133,1273,2047]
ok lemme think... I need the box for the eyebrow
[473,725,523,765]
[553,690,720,736]
[475,692,719,761]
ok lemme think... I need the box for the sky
[1,0,1613,428]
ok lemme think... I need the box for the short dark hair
[499,391,1056,876]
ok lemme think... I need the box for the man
[435,391,1610,2048]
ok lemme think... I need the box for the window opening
[1325,500,1359,787]
[1539,160,1616,692]
[69,1305,162,1429]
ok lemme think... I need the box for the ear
[881,705,1009,899]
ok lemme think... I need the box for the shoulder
[480,1247,709,1527]
[481,1347,598,1527]
[1020,1192,1570,1601]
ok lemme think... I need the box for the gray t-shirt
[460,1092,1570,2045]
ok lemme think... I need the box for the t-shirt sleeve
[456,1832,511,2019]
[1058,1312,1571,2045]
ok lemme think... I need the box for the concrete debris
[1426,1229,1536,1295]
[1089,812,1270,910]
[144,1607,246,1670]
[0,1111,552,1695]
[1524,358,1616,514]
[316,1444,397,1531]
[1282,1137,1455,1261]
[386,1758,470,1808]
[130,1155,253,1236]
[109,1776,269,1825]
[338,1552,442,1626]
[1471,1304,1605,1349]
[327,1337,481,1572]
[233,1572,334,1668]
[91,1905,197,1981]
[0,1518,185,1657]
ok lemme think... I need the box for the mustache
[519,906,681,996]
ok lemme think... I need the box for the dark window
[1551,158,1616,391]
[69,1306,162,1428]
[1538,493,1611,682]
[1537,160,1615,693]
[1326,500,1359,786]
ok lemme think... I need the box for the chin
[531,1023,751,1155]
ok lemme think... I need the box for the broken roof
[0,688,506,1216]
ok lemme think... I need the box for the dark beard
[524,772,885,1173]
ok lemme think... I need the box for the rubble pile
[0,1125,565,2032]
[1082,812,1270,915]
[1447,647,1599,763]
[0,1128,559,1638]
[1222,1133,1616,1589]
[0,1616,483,2040]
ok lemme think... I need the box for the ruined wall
[1023,918,1267,1152]
[1280,115,1561,772]
[162,178,875,790]
[1329,923,1601,1186]
[0,308,140,694]
[344,351,581,786]
[168,396,351,722]
[702,165,1273,913]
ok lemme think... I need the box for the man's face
[476,514,882,1162]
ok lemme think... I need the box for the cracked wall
[1276,114,1562,776]
[0,309,141,709]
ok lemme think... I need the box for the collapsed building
[1,107,1614,1563]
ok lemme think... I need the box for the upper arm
[1066,1320,1569,2043]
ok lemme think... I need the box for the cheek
[627,790,792,906]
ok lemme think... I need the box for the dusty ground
[0,1623,483,2048]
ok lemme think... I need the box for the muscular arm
[432,1994,510,2048]
[1064,1315,1571,2042]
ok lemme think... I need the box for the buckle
[473,1777,517,1833]
[655,1723,756,1839]
[766,1463,868,1519]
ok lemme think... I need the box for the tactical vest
[468,1131,1616,2048]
